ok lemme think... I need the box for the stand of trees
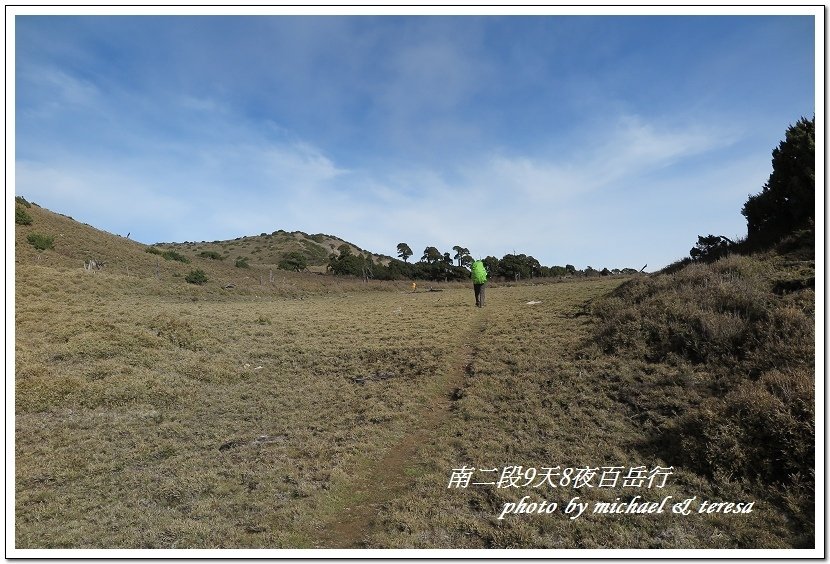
[327,243,637,282]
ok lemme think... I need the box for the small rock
[219,439,246,452]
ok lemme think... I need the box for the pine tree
[742,116,815,246]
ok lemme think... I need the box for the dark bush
[299,239,329,264]
[668,367,814,530]
[185,269,208,285]
[162,250,190,263]
[26,233,54,251]
[278,251,308,272]
[16,206,33,225]
[672,368,813,483]
[689,234,733,262]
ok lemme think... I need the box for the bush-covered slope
[590,231,815,539]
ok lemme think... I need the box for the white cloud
[17,65,101,121]
[179,95,222,113]
[13,52,753,271]
[13,109,755,270]
[593,115,737,178]
[259,142,349,185]
[318,115,746,268]
[29,66,100,105]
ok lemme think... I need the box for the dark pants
[474,283,485,307]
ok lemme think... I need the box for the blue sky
[13,12,817,270]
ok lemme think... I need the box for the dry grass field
[13,202,814,550]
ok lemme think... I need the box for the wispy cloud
[17,65,101,120]
[283,114,741,266]
[13,15,814,270]
[12,99,757,269]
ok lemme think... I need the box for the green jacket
[471,260,488,284]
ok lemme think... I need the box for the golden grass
[16,251,474,547]
[361,280,800,549]
[14,204,814,550]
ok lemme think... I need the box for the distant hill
[155,230,393,273]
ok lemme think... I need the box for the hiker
[471,259,487,307]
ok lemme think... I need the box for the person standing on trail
[471,259,487,308]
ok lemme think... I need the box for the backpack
[471,260,488,284]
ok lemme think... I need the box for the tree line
[325,241,638,282]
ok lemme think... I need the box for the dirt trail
[314,309,486,548]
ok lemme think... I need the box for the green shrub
[198,250,223,260]
[26,233,54,251]
[15,195,31,208]
[16,206,33,225]
[278,251,308,272]
[185,269,208,285]
[299,239,329,264]
[162,250,190,263]
[235,256,250,269]
[145,246,163,255]
[689,234,734,262]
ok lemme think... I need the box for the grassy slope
[155,229,392,273]
[14,204,814,549]
[14,203,402,294]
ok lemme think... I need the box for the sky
[12,10,818,271]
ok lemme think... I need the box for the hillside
[13,199,395,295]
[155,230,393,274]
